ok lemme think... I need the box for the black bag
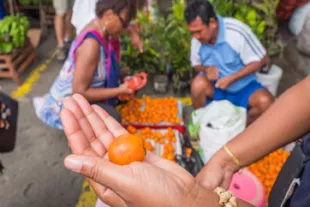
[268,141,306,207]
[176,135,205,176]
[0,160,3,174]
[0,92,18,153]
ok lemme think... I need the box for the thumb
[64,155,132,192]
[197,174,218,190]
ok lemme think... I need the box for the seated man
[185,0,274,124]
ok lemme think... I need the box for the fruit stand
[119,96,204,175]
[9,0,54,38]
[0,14,37,85]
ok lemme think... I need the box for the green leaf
[0,42,13,53]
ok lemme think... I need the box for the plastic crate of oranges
[119,96,184,126]
[248,149,290,200]
[127,125,183,162]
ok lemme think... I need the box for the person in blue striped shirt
[186,0,274,124]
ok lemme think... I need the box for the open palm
[60,94,196,207]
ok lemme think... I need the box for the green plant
[234,4,266,42]
[120,11,163,74]
[121,0,192,76]
[165,0,191,74]
[209,0,235,16]
[18,0,52,6]
[210,0,280,55]
[252,0,281,55]
[0,14,30,54]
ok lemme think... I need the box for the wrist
[186,182,221,207]
[212,147,240,174]
[116,87,124,96]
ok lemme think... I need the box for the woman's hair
[96,0,137,22]
[185,0,217,25]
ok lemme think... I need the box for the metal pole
[8,0,14,15]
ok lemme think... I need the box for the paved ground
[0,27,309,207]
[0,34,83,207]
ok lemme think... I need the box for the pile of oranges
[248,149,290,200]
[120,96,181,125]
[127,125,177,161]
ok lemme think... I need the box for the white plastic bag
[288,2,310,36]
[193,100,247,163]
[297,11,310,56]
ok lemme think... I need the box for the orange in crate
[248,149,290,200]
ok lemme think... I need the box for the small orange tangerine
[108,134,146,165]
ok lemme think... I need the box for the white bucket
[257,64,283,97]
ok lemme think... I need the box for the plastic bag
[288,2,310,36]
[297,11,310,56]
[193,100,247,163]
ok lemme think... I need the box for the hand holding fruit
[118,72,147,101]
[60,94,200,207]
[118,83,133,96]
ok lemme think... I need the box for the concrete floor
[0,34,83,207]
[0,28,309,207]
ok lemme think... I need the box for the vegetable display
[127,126,180,162]
[18,0,52,6]
[119,96,181,125]
[0,14,30,54]
[248,149,290,200]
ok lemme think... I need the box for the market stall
[0,14,37,85]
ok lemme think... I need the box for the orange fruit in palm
[108,134,146,165]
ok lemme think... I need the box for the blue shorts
[206,80,265,109]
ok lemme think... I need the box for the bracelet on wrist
[214,187,238,207]
[224,145,242,169]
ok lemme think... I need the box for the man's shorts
[53,0,75,14]
[206,80,266,109]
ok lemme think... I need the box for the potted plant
[210,0,281,56]
[121,0,193,94]
[121,10,171,93]
[165,0,192,94]
[0,14,30,54]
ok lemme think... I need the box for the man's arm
[193,65,208,73]
[231,55,268,82]
[225,20,268,83]
[191,38,203,71]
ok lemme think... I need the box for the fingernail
[65,156,83,171]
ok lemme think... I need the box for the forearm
[74,87,121,103]
[232,61,261,81]
[193,65,208,73]
[217,76,310,169]
[189,184,253,207]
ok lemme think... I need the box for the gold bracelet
[224,145,241,169]
[214,187,238,207]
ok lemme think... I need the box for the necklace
[95,19,107,34]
